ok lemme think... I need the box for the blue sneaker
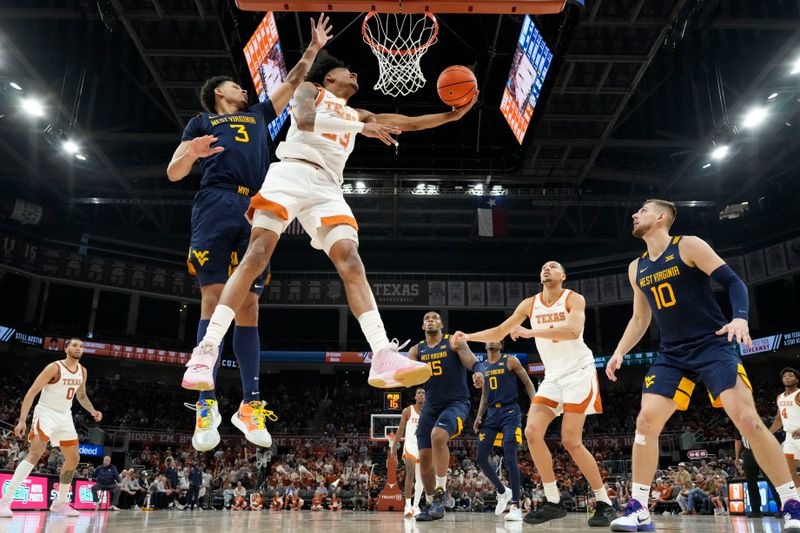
[782,499,800,532]
[426,488,445,520]
[610,500,655,532]
[415,510,436,521]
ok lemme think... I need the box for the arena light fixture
[355,181,366,190]
[710,145,729,160]
[75,154,87,161]
[468,183,484,196]
[792,57,800,75]
[702,163,711,169]
[63,140,79,154]
[768,92,779,100]
[9,82,22,91]
[20,97,44,117]
[741,107,767,129]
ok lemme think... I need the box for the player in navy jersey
[605,199,800,532]
[167,15,333,452]
[406,312,484,521]
[473,340,536,522]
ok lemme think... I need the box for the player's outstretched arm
[75,371,102,422]
[510,292,586,342]
[14,363,60,438]
[452,341,485,388]
[267,14,333,113]
[606,260,652,382]
[391,407,410,456]
[508,356,536,401]
[452,297,532,345]
[361,94,478,132]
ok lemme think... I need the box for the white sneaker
[0,501,12,518]
[182,342,218,391]
[50,501,80,516]
[404,504,414,518]
[610,500,655,532]
[495,486,513,515]
[109,505,120,511]
[185,399,222,451]
[412,505,421,517]
[231,401,276,448]
[505,504,522,521]
[368,340,431,388]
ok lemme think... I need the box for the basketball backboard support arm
[236,1,566,15]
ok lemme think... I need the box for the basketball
[437,65,478,107]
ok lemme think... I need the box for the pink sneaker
[182,343,218,391]
[368,340,431,388]
[0,501,12,518]
[50,501,79,516]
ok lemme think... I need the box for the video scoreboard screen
[500,15,553,144]
[243,12,289,140]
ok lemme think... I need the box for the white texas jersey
[778,389,800,433]
[275,86,359,184]
[404,405,421,443]
[38,361,84,413]
[529,289,594,378]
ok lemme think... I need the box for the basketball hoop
[362,11,439,97]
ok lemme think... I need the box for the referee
[736,429,781,517]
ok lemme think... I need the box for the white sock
[202,305,236,347]
[1,460,35,504]
[543,481,560,504]
[632,482,650,508]
[358,310,391,354]
[593,487,612,506]
[405,497,411,507]
[56,479,71,503]
[413,464,423,507]
[777,482,799,506]
[435,475,447,491]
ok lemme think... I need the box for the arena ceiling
[1,0,799,273]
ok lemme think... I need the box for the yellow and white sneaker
[231,401,277,448]
[184,399,222,452]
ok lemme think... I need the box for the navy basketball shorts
[187,187,269,294]
[479,404,522,448]
[642,336,751,410]
[416,400,470,450]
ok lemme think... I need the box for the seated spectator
[330,491,342,511]
[290,492,304,511]
[232,495,248,511]
[271,492,284,511]
[149,475,168,510]
[223,482,235,510]
[530,484,544,511]
[311,491,324,511]
[520,492,531,513]
[471,491,484,512]
[234,482,247,501]
[91,456,121,511]
[250,493,264,511]
[710,479,727,515]
[352,483,368,511]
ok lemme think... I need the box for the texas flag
[477,197,508,237]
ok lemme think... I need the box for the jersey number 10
[650,282,677,310]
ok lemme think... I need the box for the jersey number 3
[229,124,250,143]
[650,282,677,310]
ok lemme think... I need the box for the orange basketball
[437,65,477,108]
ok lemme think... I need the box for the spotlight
[63,140,79,154]
[702,163,711,169]
[741,107,767,129]
[416,183,426,190]
[9,82,22,91]
[21,97,44,117]
[75,154,87,161]
[768,92,779,100]
[792,57,800,75]
[355,181,365,190]
[710,145,729,160]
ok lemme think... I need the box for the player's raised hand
[716,318,751,347]
[450,92,479,119]
[188,135,224,158]
[93,411,103,423]
[605,354,624,382]
[310,13,333,49]
[361,122,401,146]
[13,421,26,439]
[450,331,469,348]
[472,372,485,389]
[510,326,533,341]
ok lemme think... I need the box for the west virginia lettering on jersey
[419,351,447,362]
[535,312,566,324]
[209,115,257,126]
[485,368,507,377]
[638,265,681,288]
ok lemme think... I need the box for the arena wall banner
[73,479,110,510]
[0,473,49,510]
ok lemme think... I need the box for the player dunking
[0,339,102,517]
[770,368,800,489]
[390,388,426,517]
[454,261,616,527]
[605,199,800,532]
[473,340,536,522]
[169,16,332,451]
[192,51,476,390]
[408,312,484,521]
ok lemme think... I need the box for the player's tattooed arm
[508,356,536,401]
[453,341,485,388]
[75,375,102,423]
[14,363,59,438]
[292,82,324,131]
[473,386,488,434]
[361,93,478,132]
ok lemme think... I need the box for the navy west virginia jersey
[635,236,728,350]
[417,334,469,408]
[485,355,518,406]
[181,100,277,192]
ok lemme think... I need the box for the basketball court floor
[0,511,784,533]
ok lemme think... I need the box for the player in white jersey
[193,50,477,392]
[453,261,616,527]
[0,339,102,517]
[391,388,426,517]
[770,368,800,488]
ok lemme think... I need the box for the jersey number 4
[229,124,250,143]
[650,282,677,310]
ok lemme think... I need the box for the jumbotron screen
[243,12,289,140]
[500,15,553,144]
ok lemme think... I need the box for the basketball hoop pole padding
[377,434,403,511]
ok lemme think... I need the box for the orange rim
[362,11,439,56]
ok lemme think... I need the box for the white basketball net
[362,12,439,97]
